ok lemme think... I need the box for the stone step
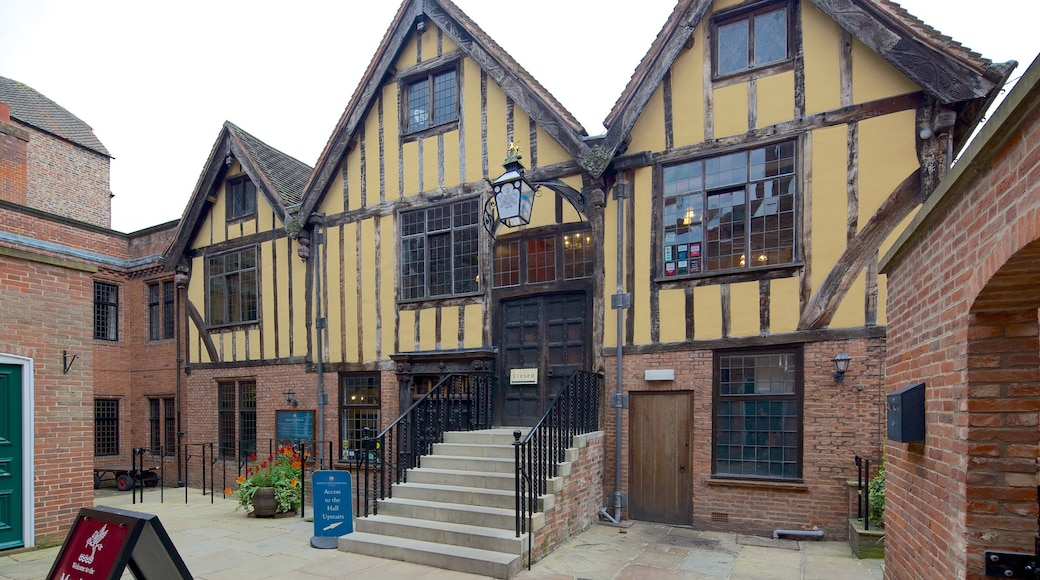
[443,428,528,446]
[377,496,545,531]
[354,513,528,554]
[392,481,516,510]
[421,454,515,474]
[432,442,516,459]
[406,467,517,491]
[338,531,522,579]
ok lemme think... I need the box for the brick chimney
[0,101,30,206]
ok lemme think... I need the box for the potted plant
[227,445,304,516]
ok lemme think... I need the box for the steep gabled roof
[602,0,1014,162]
[163,122,312,269]
[299,0,589,218]
[0,75,111,157]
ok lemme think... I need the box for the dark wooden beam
[798,169,921,330]
[186,300,219,362]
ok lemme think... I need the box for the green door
[0,364,23,549]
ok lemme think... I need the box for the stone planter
[848,517,884,559]
[252,487,278,518]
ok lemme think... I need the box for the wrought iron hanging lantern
[486,143,536,229]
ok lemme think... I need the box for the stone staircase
[338,428,559,579]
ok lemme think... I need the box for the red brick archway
[963,240,1040,573]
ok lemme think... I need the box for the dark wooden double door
[498,292,589,426]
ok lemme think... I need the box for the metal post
[612,179,628,523]
[312,215,327,469]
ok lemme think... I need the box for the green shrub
[867,463,885,527]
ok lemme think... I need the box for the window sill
[706,477,807,491]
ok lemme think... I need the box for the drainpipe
[610,178,630,523]
[174,267,189,486]
[311,214,327,468]
[773,527,825,540]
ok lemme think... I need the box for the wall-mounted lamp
[283,389,298,408]
[832,352,851,383]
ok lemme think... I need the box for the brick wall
[603,336,885,540]
[0,117,28,206]
[20,122,111,229]
[884,93,1040,578]
[531,432,606,561]
[0,254,94,545]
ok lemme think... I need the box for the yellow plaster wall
[398,35,418,69]
[323,170,345,215]
[658,288,687,343]
[325,226,344,361]
[671,24,705,148]
[419,309,437,351]
[260,241,278,359]
[276,237,294,358]
[714,0,743,10]
[858,110,918,225]
[769,277,801,334]
[462,60,485,184]
[441,306,460,349]
[347,145,364,210]
[831,269,865,328]
[714,83,748,138]
[802,1,841,115]
[851,37,920,104]
[464,304,483,348]
[399,309,416,352]
[440,32,459,55]
[632,170,653,345]
[365,107,382,204]
[876,273,888,326]
[291,240,309,358]
[379,215,396,358]
[401,141,419,198]
[810,125,848,297]
[382,85,401,202]
[626,85,666,154]
[442,129,461,188]
[343,223,359,363]
[757,71,795,128]
[360,219,377,361]
[693,285,722,340]
[422,135,439,192]
[729,281,760,336]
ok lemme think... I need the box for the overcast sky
[1,0,1037,233]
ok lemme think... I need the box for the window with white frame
[661,140,796,277]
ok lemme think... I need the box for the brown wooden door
[629,391,693,525]
[499,293,588,426]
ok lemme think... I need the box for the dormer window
[404,67,458,134]
[227,176,256,221]
[714,2,789,78]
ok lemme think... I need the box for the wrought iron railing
[356,373,494,517]
[513,370,602,569]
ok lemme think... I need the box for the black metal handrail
[855,454,876,530]
[357,372,494,517]
[513,370,602,569]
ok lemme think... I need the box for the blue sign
[310,470,353,548]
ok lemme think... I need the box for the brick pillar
[0,102,29,206]
[963,309,1040,577]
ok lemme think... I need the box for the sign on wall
[276,410,315,441]
[510,368,538,385]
